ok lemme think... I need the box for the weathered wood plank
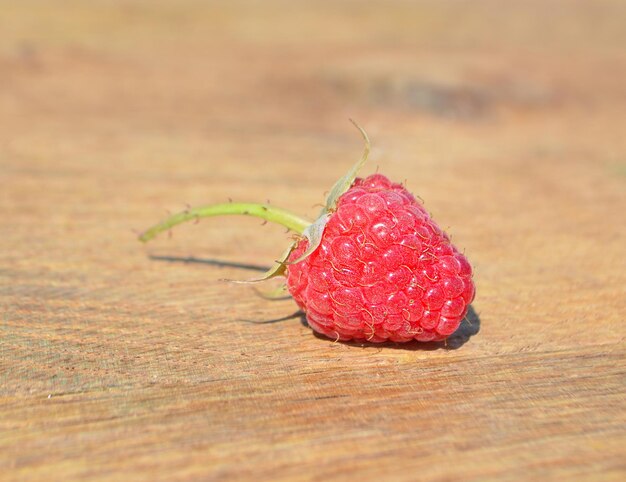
[1,1,625,480]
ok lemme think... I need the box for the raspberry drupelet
[139,123,475,344]
[286,174,474,342]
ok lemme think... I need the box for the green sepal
[285,213,330,265]
[225,242,297,284]
[322,119,371,214]
[253,283,291,300]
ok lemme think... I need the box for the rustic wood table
[2,1,625,480]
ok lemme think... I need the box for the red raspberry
[139,123,475,344]
[286,174,474,342]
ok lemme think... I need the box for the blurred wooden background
[1,1,625,480]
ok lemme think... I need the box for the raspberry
[286,174,474,342]
[139,123,475,343]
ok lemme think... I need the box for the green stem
[138,203,311,242]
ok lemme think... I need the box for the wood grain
[1,1,625,480]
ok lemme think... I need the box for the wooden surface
[1,1,625,480]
